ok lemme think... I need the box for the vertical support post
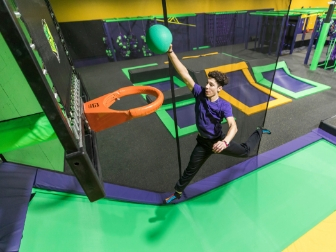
[232,13,237,45]
[258,16,265,49]
[276,15,288,57]
[260,16,267,52]
[214,14,217,47]
[161,0,182,179]
[310,1,335,70]
[269,16,277,55]
[244,12,249,49]
[195,14,198,49]
[290,15,302,54]
[304,16,321,65]
[254,15,260,51]
[322,37,336,69]
[302,16,309,42]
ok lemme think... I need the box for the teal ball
[145,24,173,54]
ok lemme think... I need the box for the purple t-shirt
[192,83,233,139]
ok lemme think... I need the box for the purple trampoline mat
[149,81,179,92]
[225,70,274,106]
[166,104,195,128]
[262,68,314,92]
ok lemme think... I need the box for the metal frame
[0,0,105,202]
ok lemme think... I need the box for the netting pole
[161,0,182,179]
[258,0,293,154]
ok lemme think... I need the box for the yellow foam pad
[283,211,336,252]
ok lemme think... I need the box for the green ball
[145,24,173,54]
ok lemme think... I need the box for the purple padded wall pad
[33,129,332,205]
[0,162,37,251]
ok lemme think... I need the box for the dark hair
[207,70,229,87]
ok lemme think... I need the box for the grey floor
[77,43,336,192]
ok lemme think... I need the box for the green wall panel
[0,32,64,172]
[0,32,42,121]
[3,138,65,172]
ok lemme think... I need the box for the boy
[164,45,270,204]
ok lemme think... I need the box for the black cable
[161,0,182,179]
[258,0,293,155]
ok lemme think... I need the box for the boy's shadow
[146,203,179,242]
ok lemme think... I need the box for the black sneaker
[257,126,271,134]
[164,192,181,204]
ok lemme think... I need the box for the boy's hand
[212,141,228,153]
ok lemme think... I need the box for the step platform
[319,115,336,137]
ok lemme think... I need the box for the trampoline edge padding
[0,162,37,252]
[34,169,85,195]
[205,61,292,115]
[34,169,164,205]
[180,131,322,201]
[313,128,336,145]
[318,115,336,137]
[33,130,324,205]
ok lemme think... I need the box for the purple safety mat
[34,169,164,205]
[0,162,37,252]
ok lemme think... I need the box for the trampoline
[11,131,336,252]
[252,61,331,99]
[205,62,292,115]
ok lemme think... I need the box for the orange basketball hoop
[84,86,164,132]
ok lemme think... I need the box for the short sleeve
[192,83,203,98]
[221,100,233,119]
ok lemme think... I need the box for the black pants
[174,129,263,192]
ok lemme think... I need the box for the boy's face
[205,78,222,98]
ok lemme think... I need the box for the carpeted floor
[66,43,336,193]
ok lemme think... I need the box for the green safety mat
[20,139,336,252]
